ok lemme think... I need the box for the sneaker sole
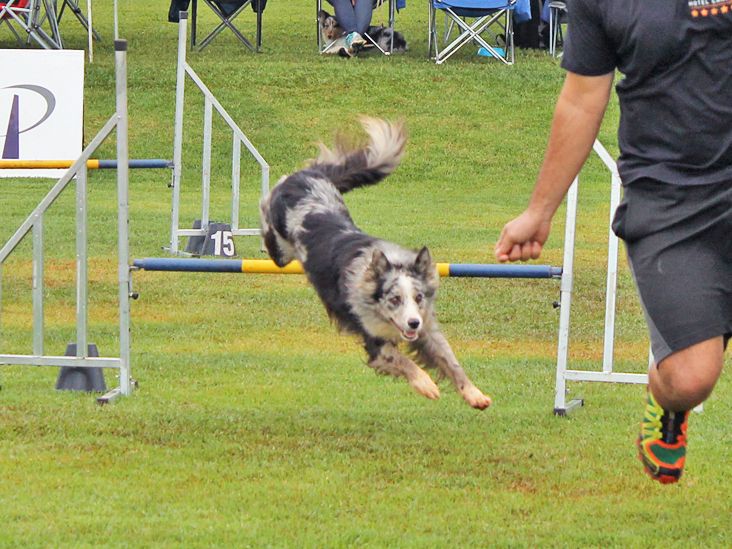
[636,439,682,484]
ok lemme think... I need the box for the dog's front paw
[408,369,440,400]
[461,386,492,410]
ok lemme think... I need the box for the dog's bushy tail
[311,117,406,194]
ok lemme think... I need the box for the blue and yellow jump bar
[0,159,173,169]
[132,258,562,279]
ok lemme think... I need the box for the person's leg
[330,0,357,33]
[638,336,725,483]
[612,179,732,483]
[650,336,725,412]
[353,0,373,34]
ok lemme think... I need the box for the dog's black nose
[408,319,421,330]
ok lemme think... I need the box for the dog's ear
[369,249,392,278]
[317,10,329,24]
[414,246,439,289]
[414,246,433,274]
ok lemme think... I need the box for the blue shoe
[477,46,506,58]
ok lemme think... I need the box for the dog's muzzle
[392,318,421,342]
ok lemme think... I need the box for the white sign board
[0,49,84,178]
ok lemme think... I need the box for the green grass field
[1,2,730,547]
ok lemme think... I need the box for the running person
[494,0,732,483]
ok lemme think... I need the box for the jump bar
[133,258,562,278]
[0,159,173,170]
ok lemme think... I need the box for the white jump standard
[0,40,134,404]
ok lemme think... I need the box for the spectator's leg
[354,0,373,34]
[331,0,358,33]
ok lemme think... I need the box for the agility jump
[0,40,133,404]
[132,257,562,279]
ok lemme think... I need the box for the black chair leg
[190,0,262,52]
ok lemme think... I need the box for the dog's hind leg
[411,330,492,410]
[365,338,440,400]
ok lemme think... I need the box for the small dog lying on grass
[259,118,491,410]
[317,9,408,57]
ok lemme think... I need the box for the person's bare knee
[650,337,724,411]
[652,368,715,410]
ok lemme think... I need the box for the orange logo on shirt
[689,0,732,16]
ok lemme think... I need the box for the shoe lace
[641,400,664,440]
[641,396,687,445]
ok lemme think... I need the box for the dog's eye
[415,293,423,304]
[389,296,402,306]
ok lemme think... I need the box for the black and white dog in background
[317,10,408,57]
[259,118,491,410]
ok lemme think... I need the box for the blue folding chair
[428,0,517,65]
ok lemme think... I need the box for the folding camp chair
[428,0,517,65]
[0,0,61,48]
[316,0,398,56]
[190,0,265,52]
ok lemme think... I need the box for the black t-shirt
[562,0,732,186]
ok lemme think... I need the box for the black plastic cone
[55,343,107,392]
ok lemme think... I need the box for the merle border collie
[259,118,491,409]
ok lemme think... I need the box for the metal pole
[170,12,188,255]
[591,140,622,375]
[115,39,132,396]
[389,0,395,53]
[231,136,240,231]
[0,264,3,348]
[0,159,172,170]
[113,0,118,39]
[87,0,93,63]
[202,96,213,228]
[41,0,62,48]
[76,164,88,357]
[602,172,621,374]
[256,0,262,51]
[428,0,434,59]
[316,0,322,52]
[132,257,562,277]
[549,7,555,56]
[553,178,579,414]
[32,218,44,356]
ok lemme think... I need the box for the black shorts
[611,179,732,363]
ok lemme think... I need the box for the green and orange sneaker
[637,390,689,484]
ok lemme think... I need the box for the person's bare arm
[494,71,614,263]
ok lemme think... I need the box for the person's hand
[494,209,552,263]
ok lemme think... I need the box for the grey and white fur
[260,118,491,409]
